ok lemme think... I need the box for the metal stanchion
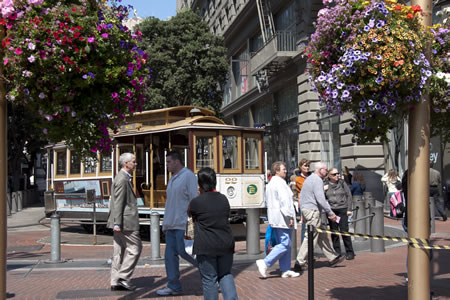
[429,197,435,234]
[370,205,385,253]
[11,192,17,214]
[354,198,366,241]
[150,212,161,260]
[6,193,10,216]
[291,228,297,260]
[307,224,314,300]
[246,208,260,255]
[17,191,23,211]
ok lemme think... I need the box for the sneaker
[156,286,181,296]
[329,255,345,267]
[281,270,301,278]
[293,261,308,272]
[256,259,267,278]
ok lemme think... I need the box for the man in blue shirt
[157,151,198,296]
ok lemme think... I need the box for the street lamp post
[0,24,7,298]
[408,0,432,299]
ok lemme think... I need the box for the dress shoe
[443,215,447,222]
[111,285,127,291]
[329,255,345,267]
[117,279,136,291]
[345,253,355,260]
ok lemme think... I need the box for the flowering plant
[428,21,450,142]
[307,0,434,143]
[1,0,151,156]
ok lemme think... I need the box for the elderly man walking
[294,162,345,271]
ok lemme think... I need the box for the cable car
[44,106,267,228]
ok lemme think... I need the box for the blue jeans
[264,227,292,272]
[197,253,238,300]
[164,229,198,292]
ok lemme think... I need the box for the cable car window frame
[219,130,242,174]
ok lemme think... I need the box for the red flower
[407,13,414,19]
[411,5,422,14]
[394,5,402,11]
[60,65,65,71]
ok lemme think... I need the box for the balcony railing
[250,30,299,75]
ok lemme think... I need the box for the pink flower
[87,36,95,43]
[28,0,44,6]
[15,48,23,55]
[101,33,108,38]
[3,58,8,65]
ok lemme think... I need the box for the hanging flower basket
[307,0,433,143]
[1,0,151,156]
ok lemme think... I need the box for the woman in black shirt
[189,167,237,300]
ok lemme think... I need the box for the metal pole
[370,205,385,253]
[429,197,435,234]
[409,2,432,299]
[307,224,314,300]
[364,199,372,235]
[150,212,161,260]
[17,191,22,212]
[50,213,61,262]
[6,193,10,216]
[246,208,260,255]
[291,228,297,260]
[93,198,97,245]
[0,23,7,295]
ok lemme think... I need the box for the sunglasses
[330,173,339,176]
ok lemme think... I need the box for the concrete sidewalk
[5,206,450,299]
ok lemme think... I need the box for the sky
[118,0,177,20]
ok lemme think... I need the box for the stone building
[176,0,449,205]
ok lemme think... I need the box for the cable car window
[84,156,97,174]
[222,135,238,169]
[56,150,66,176]
[100,153,112,173]
[196,136,215,169]
[244,136,260,170]
[70,151,81,175]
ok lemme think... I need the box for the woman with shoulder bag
[324,168,355,260]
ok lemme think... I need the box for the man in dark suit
[107,153,142,291]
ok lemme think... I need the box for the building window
[319,114,341,170]
[276,86,297,122]
[232,48,249,98]
[222,72,232,106]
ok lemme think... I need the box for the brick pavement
[6,209,450,299]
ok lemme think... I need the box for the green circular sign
[247,184,257,195]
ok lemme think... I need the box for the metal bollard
[364,198,375,235]
[354,198,366,241]
[7,193,11,216]
[11,192,17,213]
[363,191,373,201]
[429,197,435,234]
[17,191,23,211]
[246,208,260,255]
[370,205,385,253]
[291,228,297,260]
[150,212,161,260]
[50,213,62,262]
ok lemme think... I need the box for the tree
[7,102,46,191]
[136,10,228,114]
